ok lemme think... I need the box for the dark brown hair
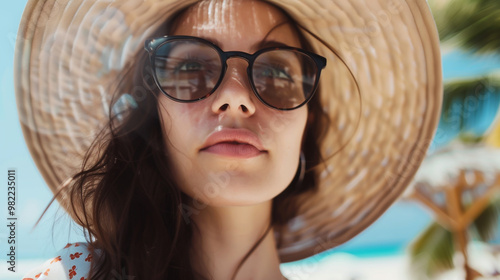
[45,3,331,280]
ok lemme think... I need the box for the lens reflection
[253,50,317,109]
[154,40,222,100]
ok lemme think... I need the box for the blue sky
[0,1,87,277]
[1,1,500,279]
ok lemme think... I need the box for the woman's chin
[185,179,290,208]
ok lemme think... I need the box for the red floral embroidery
[69,265,77,279]
[50,256,62,263]
[70,252,83,259]
[24,243,93,280]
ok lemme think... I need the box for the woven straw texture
[14,0,442,262]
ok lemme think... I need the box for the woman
[17,0,442,279]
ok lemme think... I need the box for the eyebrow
[197,36,293,52]
[252,40,292,50]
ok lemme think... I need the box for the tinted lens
[252,50,318,109]
[154,40,222,101]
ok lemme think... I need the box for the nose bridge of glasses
[223,51,252,72]
[224,51,253,62]
[222,52,254,82]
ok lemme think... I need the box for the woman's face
[158,0,308,206]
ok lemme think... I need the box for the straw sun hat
[15,0,442,262]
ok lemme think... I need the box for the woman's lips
[200,128,267,158]
[202,142,263,158]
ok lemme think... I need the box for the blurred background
[1,0,500,279]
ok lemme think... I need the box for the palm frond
[409,222,455,278]
[439,74,500,138]
[457,132,484,144]
[429,0,500,54]
[470,197,500,241]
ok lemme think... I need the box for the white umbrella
[405,143,500,280]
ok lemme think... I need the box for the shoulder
[22,242,94,280]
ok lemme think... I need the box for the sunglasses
[144,36,326,110]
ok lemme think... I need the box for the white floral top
[22,243,93,280]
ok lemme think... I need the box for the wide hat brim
[15,0,442,262]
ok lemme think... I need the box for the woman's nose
[211,59,256,116]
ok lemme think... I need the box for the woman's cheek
[261,109,307,148]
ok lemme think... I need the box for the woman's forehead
[171,0,301,51]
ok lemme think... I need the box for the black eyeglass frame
[144,35,327,111]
